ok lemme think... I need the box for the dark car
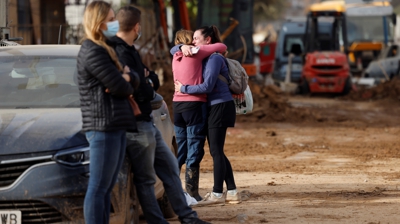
[365,44,400,84]
[0,45,176,223]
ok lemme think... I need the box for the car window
[0,56,79,108]
[283,35,304,56]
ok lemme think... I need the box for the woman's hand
[174,80,183,93]
[106,71,130,93]
[122,74,131,82]
[224,50,229,57]
[181,45,193,57]
[124,65,130,74]
[122,65,131,82]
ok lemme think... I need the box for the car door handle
[160,113,167,121]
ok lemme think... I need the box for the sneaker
[226,191,241,204]
[195,192,225,206]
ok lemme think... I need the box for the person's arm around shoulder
[195,43,227,60]
[179,54,224,94]
[170,44,183,55]
[85,46,133,97]
[171,44,194,56]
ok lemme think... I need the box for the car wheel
[158,192,176,219]
[125,172,140,224]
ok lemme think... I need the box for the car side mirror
[392,13,397,25]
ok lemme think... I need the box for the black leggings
[208,127,236,193]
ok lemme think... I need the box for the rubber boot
[185,167,202,201]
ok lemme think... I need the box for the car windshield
[0,56,79,108]
[283,35,304,56]
[346,16,395,44]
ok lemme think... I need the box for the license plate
[0,210,21,224]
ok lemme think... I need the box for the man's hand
[174,80,183,93]
[181,45,193,57]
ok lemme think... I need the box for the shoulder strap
[218,74,229,84]
[212,52,230,85]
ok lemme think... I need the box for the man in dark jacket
[112,5,210,224]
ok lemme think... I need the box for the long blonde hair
[83,1,122,71]
[174,29,194,45]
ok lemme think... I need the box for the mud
[343,77,400,101]
[156,72,400,224]
[165,94,400,224]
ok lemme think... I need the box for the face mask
[102,20,119,38]
[134,26,142,41]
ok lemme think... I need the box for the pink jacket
[172,43,227,102]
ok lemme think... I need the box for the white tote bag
[232,85,253,115]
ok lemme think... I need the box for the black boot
[185,167,202,201]
[180,217,211,224]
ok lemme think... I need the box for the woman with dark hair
[173,25,241,205]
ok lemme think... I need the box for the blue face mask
[102,20,119,38]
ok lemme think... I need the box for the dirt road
[166,93,400,224]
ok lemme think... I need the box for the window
[0,56,79,108]
[283,35,304,56]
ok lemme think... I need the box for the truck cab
[272,20,305,84]
[272,20,333,84]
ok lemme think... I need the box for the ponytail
[197,25,222,44]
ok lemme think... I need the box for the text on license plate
[0,211,21,224]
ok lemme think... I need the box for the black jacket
[111,36,160,121]
[77,39,137,132]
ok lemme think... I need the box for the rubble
[343,77,400,101]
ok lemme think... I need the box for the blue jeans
[174,103,207,169]
[84,130,126,224]
[126,121,197,224]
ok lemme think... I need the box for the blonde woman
[77,1,137,223]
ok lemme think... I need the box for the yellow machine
[311,0,396,78]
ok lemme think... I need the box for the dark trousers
[207,127,236,193]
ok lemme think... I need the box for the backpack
[214,53,249,94]
[212,53,253,114]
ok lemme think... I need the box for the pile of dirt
[342,77,400,101]
[236,81,323,123]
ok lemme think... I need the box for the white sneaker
[226,190,241,204]
[195,192,225,206]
